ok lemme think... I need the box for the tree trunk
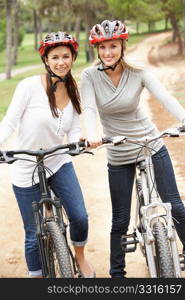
[37,15,43,41]
[183,0,185,47]
[84,4,95,62]
[67,23,72,33]
[33,9,38,51]
[165,17,168,30]
[12,0,19,65]
[5,0,12,79]
[85,22,94,62]
[136,23,139,34]
[169,13,183,55]
[148,21,155,33]
[74,14,81,43]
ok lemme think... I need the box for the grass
[127,19,172,34]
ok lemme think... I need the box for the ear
[45,58,49,66]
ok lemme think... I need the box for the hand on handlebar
[85,135,103,149]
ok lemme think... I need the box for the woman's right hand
[87,135,103,149]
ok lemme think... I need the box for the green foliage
[106,0,164,23]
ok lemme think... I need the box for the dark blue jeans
[13,162,88,274]
[108,145,185,278]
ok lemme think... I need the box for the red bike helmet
[38,31,79,58]
[89,20,129,45]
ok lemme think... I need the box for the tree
[161,0,184,54]
[5,0,13,79]
[12,0,20,65]
[183,0,185,46]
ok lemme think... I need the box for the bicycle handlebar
[101,126,185,147]
[1,126,185,163]
[0,140,89,164]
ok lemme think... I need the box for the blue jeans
[108,145,185,277]
[13,162,88,273]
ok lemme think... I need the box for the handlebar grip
[179,126,185,132]
[0,150,5,162]
[78,141,90,147]
[78,141,86,147]
[102,137,112,144]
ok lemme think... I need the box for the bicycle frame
[135,144,182,277]
[101,128,184,278]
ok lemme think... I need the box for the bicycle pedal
[121,233,139,253]
[179,253,185,271]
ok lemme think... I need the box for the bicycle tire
[46,221,73,278]
[153,220,175,278]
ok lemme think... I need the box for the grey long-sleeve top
[80,65,185,165]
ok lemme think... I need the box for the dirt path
[0,31,185,278]
[0,65,41,82]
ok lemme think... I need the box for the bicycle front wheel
[153,220,175,278]
[46,221,73,278]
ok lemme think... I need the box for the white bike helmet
[89,20,128,45]
[39,31,79,58]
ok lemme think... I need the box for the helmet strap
[97,59,121,72]
[45,63,69,91]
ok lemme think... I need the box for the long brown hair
[44,45,81,118]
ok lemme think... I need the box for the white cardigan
[0,75,81,187]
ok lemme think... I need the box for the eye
[99,45,105,49]
[51,55,58,59]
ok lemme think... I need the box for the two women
[0,31,93,278]
[80,20,185,278]
[1,21,185,279]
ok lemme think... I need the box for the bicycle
[100,126,185,278]
[0,141,91,278]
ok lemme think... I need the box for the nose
[58,57,65,65]
[104,48,111,56]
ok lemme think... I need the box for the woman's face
[45,45,73,77]
[98,39,122,66]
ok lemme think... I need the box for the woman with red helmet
[0,31,94,278]
[80,20,185,277]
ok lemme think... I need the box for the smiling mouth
[56,68,66,71]
[103,58,114,62]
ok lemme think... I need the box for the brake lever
[81,150,94,155]
[178,126,185,133]
[1,151,17,164]
[68,147,94,156]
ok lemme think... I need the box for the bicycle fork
[32,200,48,277]
[141,202,182,277]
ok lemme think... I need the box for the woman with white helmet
[80,20,185,277]
[0,31,94,278]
